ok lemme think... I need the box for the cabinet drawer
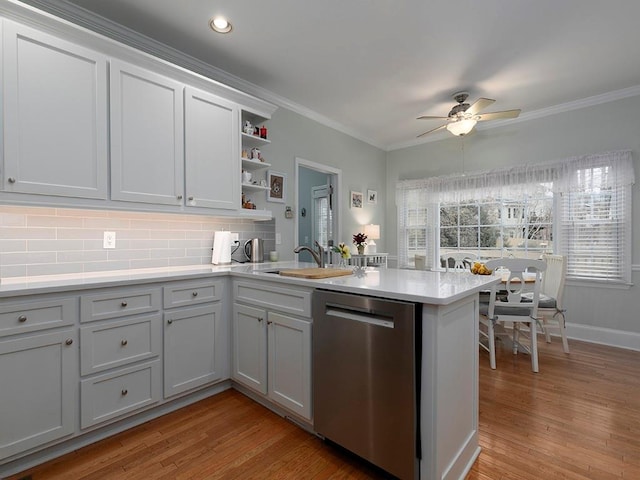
[80,360,161,429]
[163,279,223,309]
[0,297,77,337]
[80,314,161,375]
[233,280,311,318]
[81,288,161,323]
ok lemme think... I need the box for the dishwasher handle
[325,305,394,328]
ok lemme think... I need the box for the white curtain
[396,150,635,270]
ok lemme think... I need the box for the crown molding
[387,85,640,151]
[9,1,640,153]
[11,0,385,149]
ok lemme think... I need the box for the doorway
[295,158,341,264]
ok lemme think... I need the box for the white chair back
[441,252,477,272]
[541,254,565,310]
[485,258,546,314]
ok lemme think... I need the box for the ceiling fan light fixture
[209,16,232,34]
[446,118,477,136]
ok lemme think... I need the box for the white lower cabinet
[0,329,77,460]
[232,280,312,421]
[163,279,228,398]
[164,303,224,397]
[78,288,163,430]
[80,360,161,429]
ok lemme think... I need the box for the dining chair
[538,254,569,353]
[479,258,546,372]
[440,252,478,272]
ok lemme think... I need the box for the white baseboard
[566,322,640,351]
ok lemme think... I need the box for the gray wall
[256,107,387,260]
[386,95,640,345]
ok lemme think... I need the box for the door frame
[294,157,342,252]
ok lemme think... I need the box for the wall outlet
[230,232,239,243]
[103,231,116,249]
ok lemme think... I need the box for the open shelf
[241,158,271,170]
[241,132,270,146]
[241,183,270,192]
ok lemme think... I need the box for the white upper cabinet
[110,59,184,206]
[184,86,239,210]
[2,20,108,199]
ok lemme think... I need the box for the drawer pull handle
[121,389,128,396]
[192,291,198,297]
[258,317,263,323]
[18,315,27,323]
[121,301,128,307]
[267,320,273,325]
[121,339,128,346]
[167,319,173,324]
[65,338,73,346]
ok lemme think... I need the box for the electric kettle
[244,238,264,263]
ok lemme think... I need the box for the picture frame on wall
[267,171,286,203]
[367,189,378,204]
[350,191,363,209]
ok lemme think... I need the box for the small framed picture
[350,191,363,209]
[267,171,286,203]
[367,189,378,204]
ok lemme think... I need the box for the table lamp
[364,224,380,254]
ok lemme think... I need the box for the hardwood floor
[8,339,640,480]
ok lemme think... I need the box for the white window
[559,165,632,283]
[397,151,634,283]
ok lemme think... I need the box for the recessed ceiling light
[209,16,232,34]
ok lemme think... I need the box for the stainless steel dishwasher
[312,289,421,480]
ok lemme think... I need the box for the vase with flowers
[331,242,351,268]
[353,232,367,255]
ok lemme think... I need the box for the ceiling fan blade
[476,109,521,121]
[417,115,450,120]
[417,124,447,137]
[466,98,495,115]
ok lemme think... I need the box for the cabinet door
[2,21,108,199]
[185,86,239,210]
[110,60,184,205]
[267,312,311,420]
[0,330,77,460]
[232,303,267,395]
[164,303,225,397]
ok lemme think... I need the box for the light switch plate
[276,233,282,245]
[103,231,116,249]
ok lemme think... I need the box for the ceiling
[53,0,640,150]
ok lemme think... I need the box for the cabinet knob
[18,315,27,323]
[167,319,173,324]
[121,301,128,307]
[267,320,273,325]
[7,177,16,184]
[65,338,73,346]
[121,339,128,346]
[177,194,183,200]
[258,317,263,323]
[121,389,128,396]
[192,291,198,297]
[188,196,194,201]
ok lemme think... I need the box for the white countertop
[0,262,499,305]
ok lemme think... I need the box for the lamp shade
[364,224,380,240]
[446,118,477,136]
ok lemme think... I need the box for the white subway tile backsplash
[0,206,275,278]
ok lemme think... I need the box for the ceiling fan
[417,92,521,137]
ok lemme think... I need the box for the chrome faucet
[294,240,325,268]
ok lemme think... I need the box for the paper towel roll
[211,231,232,265]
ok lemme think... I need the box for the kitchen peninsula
[0,263,498,480]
